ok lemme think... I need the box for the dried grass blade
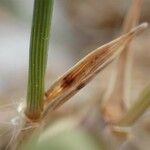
[122,0,143,33]
[42,23,147,118]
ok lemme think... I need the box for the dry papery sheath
[43,23,148,118]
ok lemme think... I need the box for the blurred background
[0,0,150,149]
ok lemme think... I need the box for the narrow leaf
[43,23,147,118]
[101,0,143,123]
[117,84,150,126]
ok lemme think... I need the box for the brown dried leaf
[43,23,147,118]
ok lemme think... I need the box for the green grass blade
[117,85,150,126]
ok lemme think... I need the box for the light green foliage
[22,119,104,150]
[118,85,150,126]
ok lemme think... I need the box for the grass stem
[117,85,150,126]
[26,0,53,121]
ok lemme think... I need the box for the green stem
[117,85,150,126]
[26,0,53,121]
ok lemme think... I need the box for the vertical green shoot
[26,0,53,121]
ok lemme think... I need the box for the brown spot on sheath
[45,91,49,98]
[61,74,75,88]
[76,83,85,91]
[94,55,99,61]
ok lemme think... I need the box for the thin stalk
[117,85,150,126]
[117,0,143,107]
[101,0,143,123]
[26,0,53,121]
